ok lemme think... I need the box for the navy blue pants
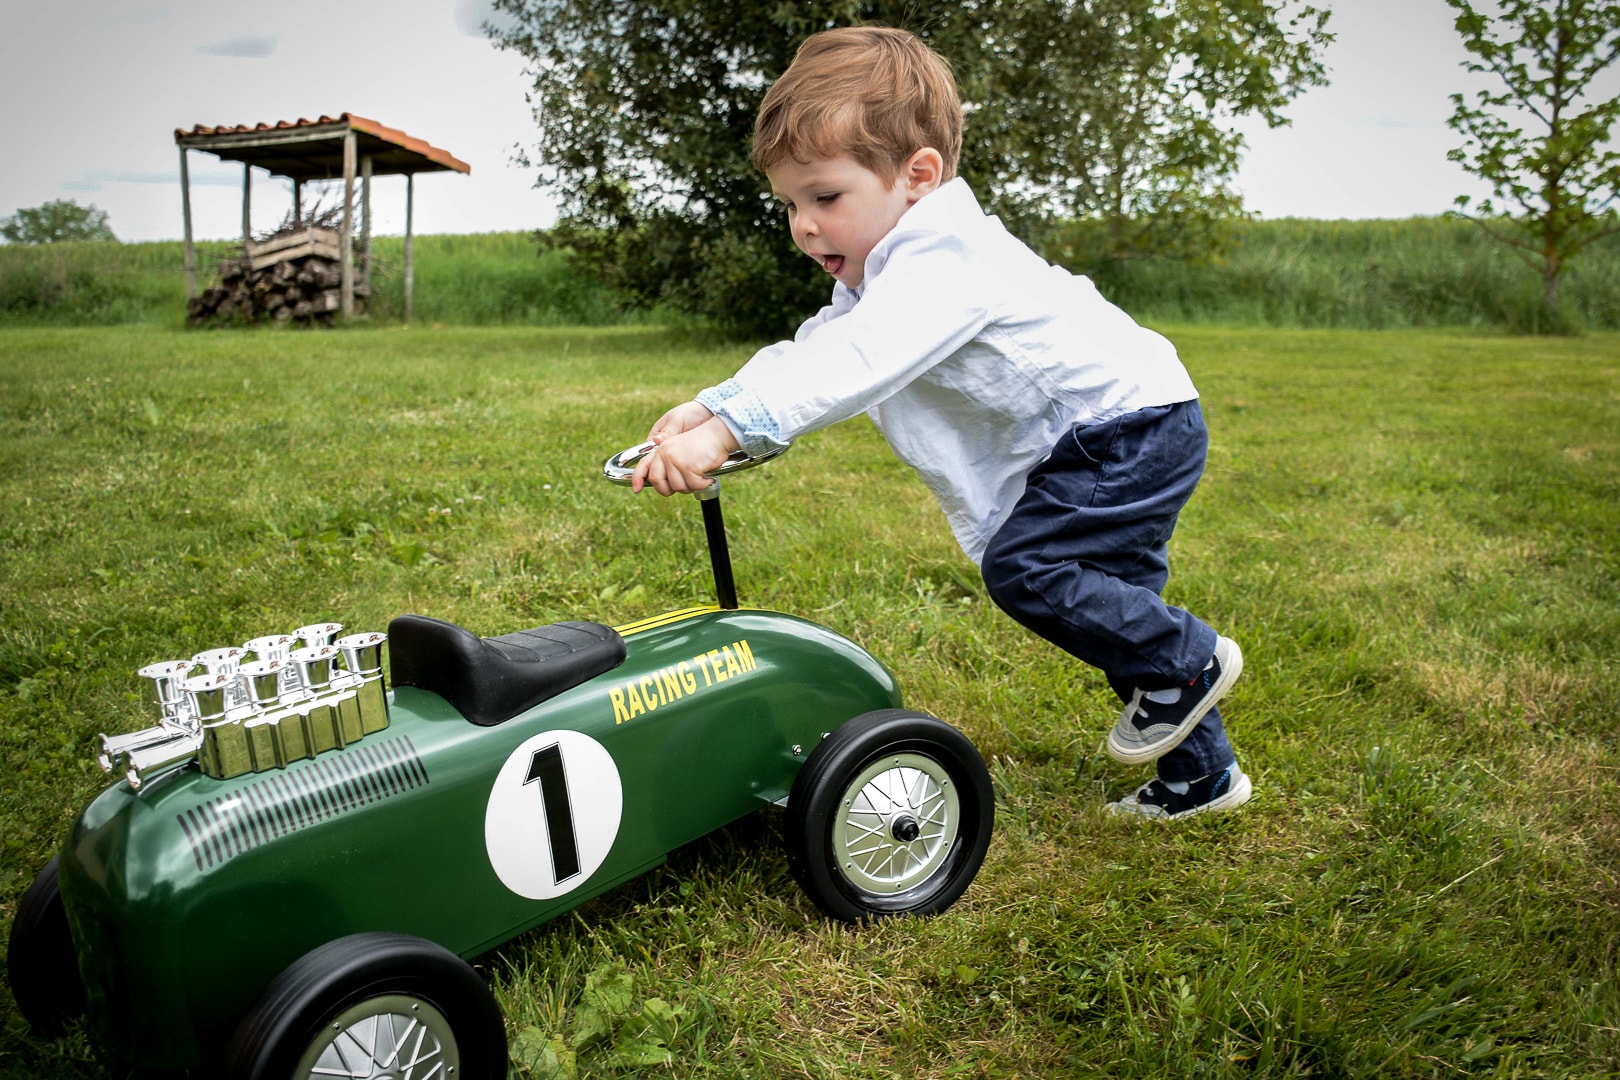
[980,399,1234,782]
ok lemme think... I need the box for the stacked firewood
[186,225,368,327]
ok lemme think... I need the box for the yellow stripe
[613,606,721,636]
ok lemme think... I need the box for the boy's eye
[816,193,840,205]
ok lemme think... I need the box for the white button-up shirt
[697,177,1198,564]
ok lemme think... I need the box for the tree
[1445,0,1620,314]
[955,1,1330,268]
[1,199,117,245]
[490,0,1329,335]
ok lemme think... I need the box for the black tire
[6,857,87,1035]
[786,709,994,922]
[222,932,507,1080]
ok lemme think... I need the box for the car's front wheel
[223,932,507,1080]
[786,709,994,921]
[6,857,87,1035]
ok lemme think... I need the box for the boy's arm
[722,233,989,446]
[638,210,982,489]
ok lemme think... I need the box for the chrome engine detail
[100,622,390,789]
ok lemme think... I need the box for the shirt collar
[851,177,983,297]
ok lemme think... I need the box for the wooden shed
[174,113,470,322]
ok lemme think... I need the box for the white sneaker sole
[1107,768,1254,820]
[1106,637,1244,765]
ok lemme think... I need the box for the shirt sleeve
[700,221,993,453]
[695,377,785,455]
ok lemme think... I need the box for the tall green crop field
[1066,216,1620,332]
[4,218,1618,331]
[0,238,231,326]
[0,233,626,328]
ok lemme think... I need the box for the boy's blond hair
[751,26,962,183]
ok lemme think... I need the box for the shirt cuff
[695,379,790,458]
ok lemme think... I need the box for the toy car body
[8,447,994,1078]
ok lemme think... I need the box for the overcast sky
[1,1,1596,243]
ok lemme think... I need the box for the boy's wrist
[704,413,744,454]
[695,380,787,458]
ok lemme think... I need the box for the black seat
[387,615,627,726]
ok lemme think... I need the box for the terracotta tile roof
[175,113,470,178]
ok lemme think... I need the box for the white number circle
[485,730,623,900]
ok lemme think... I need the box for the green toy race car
[7,444,995,1079]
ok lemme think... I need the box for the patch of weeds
[509,959,710,1078]
[0,626,104,691]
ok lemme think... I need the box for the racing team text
[609,639,757,724]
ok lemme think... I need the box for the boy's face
[767,151,940,289]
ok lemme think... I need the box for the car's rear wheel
[6,857,87,1035]
[223,932,506,1080]
[786,709,994,921]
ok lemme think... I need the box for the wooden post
[361,154,373,286]
[241,162,252,249]
[293,178,302,226]
[403,172,415,325]
[340,130,356,318]
[179,147,197,302]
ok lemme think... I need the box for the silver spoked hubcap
[294,993,459,1079]
[835,752,960,894]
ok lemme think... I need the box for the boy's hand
[631,415,741,495]
[648,401,716,443]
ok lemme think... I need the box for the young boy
[630,26,1251,819]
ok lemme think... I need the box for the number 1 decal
[486,731,623,900]
[523,743,581,883]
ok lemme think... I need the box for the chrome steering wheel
[602,440,788,487]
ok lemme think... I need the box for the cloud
[102,171,185,186]
[196,34,277,58]
[65,170,245,190]
[96,7,169,27]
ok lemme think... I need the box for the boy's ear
[902,148,945,203]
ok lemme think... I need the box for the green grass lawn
[1,324,1616,1077]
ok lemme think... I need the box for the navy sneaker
[1106,763,1253,820]
[1107,636,1243,765]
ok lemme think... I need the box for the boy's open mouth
[819,255,846,277]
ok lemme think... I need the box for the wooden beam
[177,124,350,153]
[340,130,356,319]
[361,154,373,285]
[243,228,342,270]
[179,147,197,301]
[404,172,415,325]
[241,163,252,249]
[293,178,302,225]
